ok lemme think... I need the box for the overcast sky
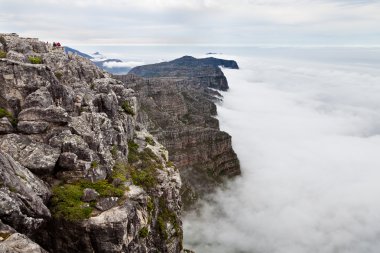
[1,0,380,45]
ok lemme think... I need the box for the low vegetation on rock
[50,179,127,221]
[54,71,63,80]
[122,100,134,115]
[0,107,17,127]
[145,136,155,146]
[139,227,149,238]
[28,56,43,64]
[0,50,6,58]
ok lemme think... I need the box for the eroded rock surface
[0,33,183,252]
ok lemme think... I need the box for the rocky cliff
[0,33,183,252]
[128,56,239,91]
[116,57,241,208]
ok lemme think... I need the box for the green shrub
[0,108,12,118]
[54,71,63,80]
[139,227,149,238]
[110,145,118,158]
[121,101,134,116]
[90,161,99,168]
[0,50,6,58]
[145,136,155,146]
[147,198,154,213]
[0,108,17,127]
[128,140,140,163]
[28,56,43,64]
[167,161,174,167]
[157,216,168,240]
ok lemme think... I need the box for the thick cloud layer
[184,50,380,253]
[102,61,144,68]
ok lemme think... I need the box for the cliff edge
[0,33,183,253]
[116,56,241,208]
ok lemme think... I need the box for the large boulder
[0,134,60,175]
[0,151,51,234]
[0,233,48,253]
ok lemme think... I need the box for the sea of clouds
[183,51,380,253]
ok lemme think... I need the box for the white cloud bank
[102,61,144,68]
[184,50,380,253]
[1,0,380,45]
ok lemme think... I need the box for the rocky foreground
[0,33,240,252]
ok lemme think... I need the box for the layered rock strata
[116,57,241,208]
[128,56,239,91]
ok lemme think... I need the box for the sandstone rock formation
[116,57,241,208]
[0,33,183,252]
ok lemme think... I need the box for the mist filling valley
[183,49,380,253]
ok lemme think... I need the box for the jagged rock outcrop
[116,57,241,208]
[0,151,51,234]
[128,56,239,91]
[0,33,183,252]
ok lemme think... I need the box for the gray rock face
[0,117,13,134]
[17,121,49,134]
[0,33,184,252]
[95,197,119,211]
[0,233,48,253]
[0,151,51,234]
[0,134,60,175]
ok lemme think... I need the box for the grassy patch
[120,141,163,190]
[0,107,17,127]
[139,227,149,238]
[110,145,118,159]
[112,162,130,182]
[79,180,125,197]
[50,179,126,221]
[145,136,155,146]
[129,166,158,190]
[147,198,154,213]
[90,161,99,168]
[157,197,181,240]
[28,56,43,64]
[0,50,6,58]
[112,162,158,191]
[121,101,135,116]
[50,184,92,221]
[128,140,140,163]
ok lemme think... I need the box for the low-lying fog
[184,50,380,253]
